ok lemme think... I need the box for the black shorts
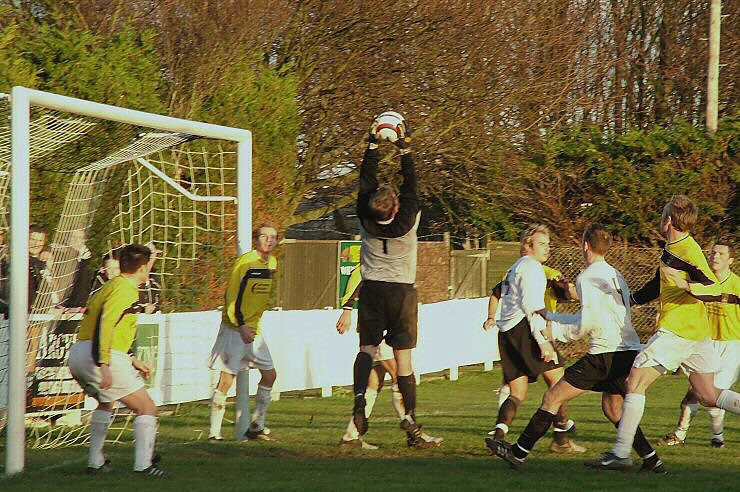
[563,350,639,395]
[498,318,563,383]
[358,280,418,350]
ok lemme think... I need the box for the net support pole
[234,137,253,440]
[7,87,31,476]
[236,138,252,255]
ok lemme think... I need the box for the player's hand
[538,341,557,363]
[131,357,153,379]
[99,364,113,390]
[482,317,496,331]
[144,303,156,314]
[543,320,554,341]
[394,118,412,149]
[661,266,690,291]
[336,310,352,334]
[239,325,256,344]
[551,275,574,301]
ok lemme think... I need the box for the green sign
[132,322,159,387]
[337,240,361,307]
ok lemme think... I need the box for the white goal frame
[7,86,253,476]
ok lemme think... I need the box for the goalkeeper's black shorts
[358,280,417,350]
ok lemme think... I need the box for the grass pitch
[2,365,738,491]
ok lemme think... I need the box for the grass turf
[2,365,738,491]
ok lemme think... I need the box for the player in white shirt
[483,258,578,436]
[485,224,583,453]
[488,224,665,473]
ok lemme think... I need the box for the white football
[374,111,405,142]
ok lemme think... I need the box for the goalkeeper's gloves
[394,118,412,152]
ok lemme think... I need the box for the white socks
[675,402,699,440]
[497,384,511,410]
[89,409,112,468]
[708,407,725,441]
[342,387,383,441]
[716,389,740,415]
[251,385,272,429]
[495,423,509,436]
[612,393,646,459]
[391,383,405,419]
[209,390,227,438]
[134,415,157,471]
[343,415,360,441]
[364,388,378,419]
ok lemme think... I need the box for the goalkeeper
[349,114,441,449]
[337,263,442,448]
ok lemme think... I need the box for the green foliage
[17,20,164,112]
[196,55,301,225]
[10,18,167,236]
[0,6,39,90]
[488,118,738,245]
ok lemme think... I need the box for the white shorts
[374,340,394,362]
[207,323,274,374]
[68,341,145,403]
[633,329,720,375]
[713,340,740,390]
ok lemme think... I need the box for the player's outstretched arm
[630,267,660,305]
[357,122,382,219]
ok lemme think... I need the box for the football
[374,111,406,143]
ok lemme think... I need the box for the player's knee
[625,374,646,394]
[136,399,157,416]
[601,400,621,424]
[681,389,698,406]
[261,369,277,387]
[541,388,560,412]
[694,388,719,408]
[217,372,234,393]
[360,345,378,357]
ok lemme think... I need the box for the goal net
[0,88,251,466]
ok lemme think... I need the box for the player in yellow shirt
[67,244,164,477]
[207,224,278,441]
[655,240,739,448]
[588,196,740,471]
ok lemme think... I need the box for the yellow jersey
[222,250,277,334]
[658,234,722,340]
[707,271,740,341]
[77,275,141,365]
[543,265,567,312]
[493,264,570,312]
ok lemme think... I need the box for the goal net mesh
[0,94,238,448]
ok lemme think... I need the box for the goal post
[5,86,253,476]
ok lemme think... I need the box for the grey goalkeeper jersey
[360,211,421,284]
